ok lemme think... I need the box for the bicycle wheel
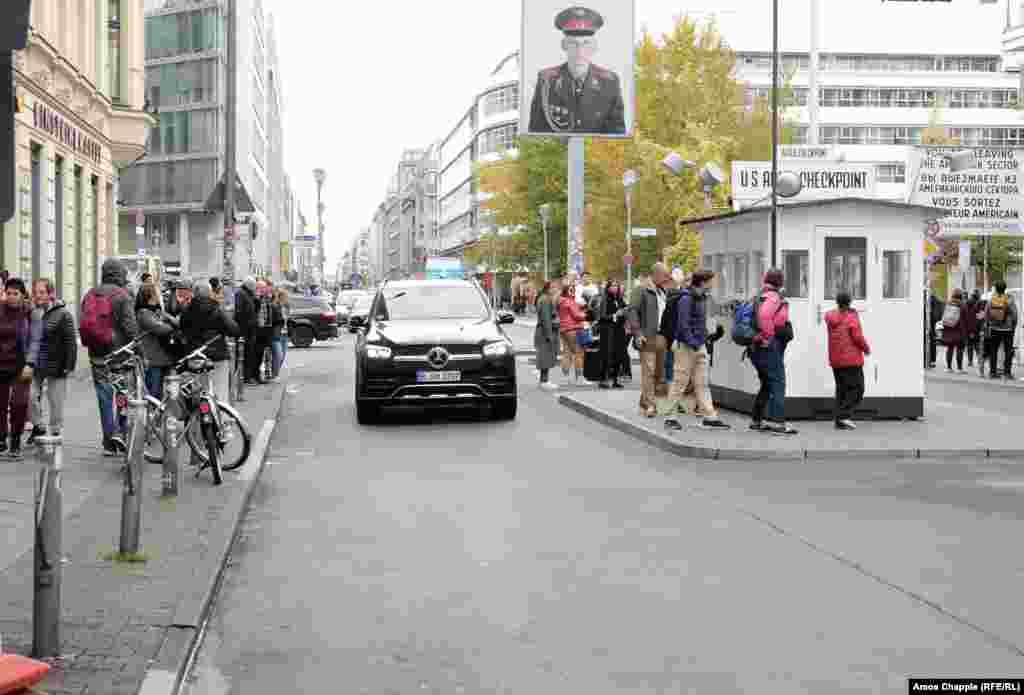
[185,401,252,471]
[143,396,167,463]
[203,421,223,485]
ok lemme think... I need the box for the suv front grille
[392,344,480,357]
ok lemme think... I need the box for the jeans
[750,344,786,423]
[144,366,164,399]
[832,366,865,422]
[93,376,116,437]
[0,376,29,436]
[664,347,674,384]
[271,335,288,377]
[31,374,69,434]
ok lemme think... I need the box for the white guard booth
[690,197,943,420]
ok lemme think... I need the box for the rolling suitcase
[583,348,604,382]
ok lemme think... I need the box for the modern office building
[369,146,438,281]
[118,0,293,279]
[5,0,155,305]
[732,0,1021,192]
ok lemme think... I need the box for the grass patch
[101,550,150,564]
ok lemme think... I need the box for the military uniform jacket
[528,63,626,135]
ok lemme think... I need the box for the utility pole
[770,0,781,266]
[808,0,820,145]
[314,168,326,286]
[223,0,237,283]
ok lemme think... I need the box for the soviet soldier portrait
[527,6,627,135]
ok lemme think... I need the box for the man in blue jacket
[664,270,730,432]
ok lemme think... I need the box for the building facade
[118,0,290,280]
[5,0,155,306]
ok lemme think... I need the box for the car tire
[491,398,517,421]
[292,325,315,348]
[356,399,379,425]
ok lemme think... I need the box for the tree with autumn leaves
[472,16,795,280]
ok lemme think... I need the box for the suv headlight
[365,345,392,359]
[483,341,511,357]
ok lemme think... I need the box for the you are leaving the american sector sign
[731,161,877,203]
[908,146,1024,237]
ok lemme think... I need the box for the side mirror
[497,311,515,325]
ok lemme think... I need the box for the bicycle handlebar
[94,332,151,366]
[175,335,223,367]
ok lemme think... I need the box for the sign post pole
[567,137,585,277]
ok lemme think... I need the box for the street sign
[908,146,1024,237]
[632,228,657,238]
[623,254,634,265]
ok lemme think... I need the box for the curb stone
[558,394,1024,462]
[137,381,289,695]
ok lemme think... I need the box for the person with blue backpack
[732,268,797,435]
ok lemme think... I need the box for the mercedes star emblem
[426,347,450,370]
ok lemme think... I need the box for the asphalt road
[183,334,1024,695]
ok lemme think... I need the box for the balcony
[109,105,158,168]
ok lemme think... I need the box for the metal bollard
[161,373,184,497]
[33,435,62,658]
[235,338,246,403]
[119,399,147,555]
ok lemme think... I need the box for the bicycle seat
[182,357,214,374]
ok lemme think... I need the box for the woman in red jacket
[558,285,587,383]
[824,290,871,430]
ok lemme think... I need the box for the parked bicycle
[93,334,154,464]
[143,337,251,484]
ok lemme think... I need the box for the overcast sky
[264,0,1009,263]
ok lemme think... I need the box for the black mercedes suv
[354,279,517,423]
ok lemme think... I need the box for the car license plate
[416,370,461,383]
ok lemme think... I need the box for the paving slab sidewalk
[560,386,1024,460]
[0,374,287,695]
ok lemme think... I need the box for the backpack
[731,295,762,347]
[659,291,682,342]
[941,303,961,328]
[80,287,126,352]
[989,294,1009,323]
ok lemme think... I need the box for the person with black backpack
[81,258,139,456]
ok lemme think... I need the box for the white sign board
[731,161,877,202]
[778,145,836,160]
[631,227,657,237]
[908,147,1024,237]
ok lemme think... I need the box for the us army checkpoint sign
[907,146,1024,237]
[519,0,635,138]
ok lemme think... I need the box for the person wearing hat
[527,6,626,135]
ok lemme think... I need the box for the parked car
[353,279,517,424]
[347,294,374,333]
[336,290,370,326]
[287,294,339,348]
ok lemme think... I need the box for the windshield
[340,291,366,307]
[376,285,489,321]
[352,296,373,312]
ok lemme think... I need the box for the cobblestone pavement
[0,365,286,695]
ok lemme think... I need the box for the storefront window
[825,237,866,300]
[782,250,809,298]
[883,250,910,299]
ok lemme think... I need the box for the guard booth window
[883,250,911,299]
[825,237,867,300]
[782,250,809,298]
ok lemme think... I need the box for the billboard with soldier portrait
[519,1,635,138]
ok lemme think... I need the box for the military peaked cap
[555,6,604,36]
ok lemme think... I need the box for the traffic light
[1,1,31,224]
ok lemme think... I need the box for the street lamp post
[539,203,552,282]
[623,170,638,293]
[771,0,781,266]
[313,168,326,286]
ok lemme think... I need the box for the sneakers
[0,435,8,455]
[664,418,683,431]
[763,422,799,435]
[103,435,126,457]
[26,426,44,446]
[700,419,732,430]
[611,382,624,389]
[598,381,610,390]
[540,382,559,391]
[749,421,766,431]
[835,419,857,430]
[8,435,22,461]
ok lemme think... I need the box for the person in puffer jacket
[825,290,871,431]
[27,278,77,444]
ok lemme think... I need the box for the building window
[145,8,222,60]
[482,85,520,117]
[876,164,906,184]
[782,250,809,299]
[731,254,749,297]
[883,250,910,299]
[31,146,42,280]
[108,0,122,103]
[825,237,866,300]
[477,124,518,157]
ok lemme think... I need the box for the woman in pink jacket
[750,269,796,435]
[558,285,587,383]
